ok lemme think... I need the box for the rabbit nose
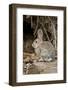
[32,44,33,47]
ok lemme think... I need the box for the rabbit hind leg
[47,58,52,61]
[43,56,52,62]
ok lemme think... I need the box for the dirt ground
[23,60,57,75]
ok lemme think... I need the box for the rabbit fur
[32,29,56,62]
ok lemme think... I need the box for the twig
[40,22,51,42]
[48,16,57,49]
[33,16,39,37]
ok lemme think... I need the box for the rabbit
[32,29,56,62]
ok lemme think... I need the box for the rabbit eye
[36,41,37,43]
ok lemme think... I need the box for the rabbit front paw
[38,57,43,62]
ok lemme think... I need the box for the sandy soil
[23,60,57,75]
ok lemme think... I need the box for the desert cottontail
[32,29,56,61]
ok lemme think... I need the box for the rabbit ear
[37,29,43,40]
